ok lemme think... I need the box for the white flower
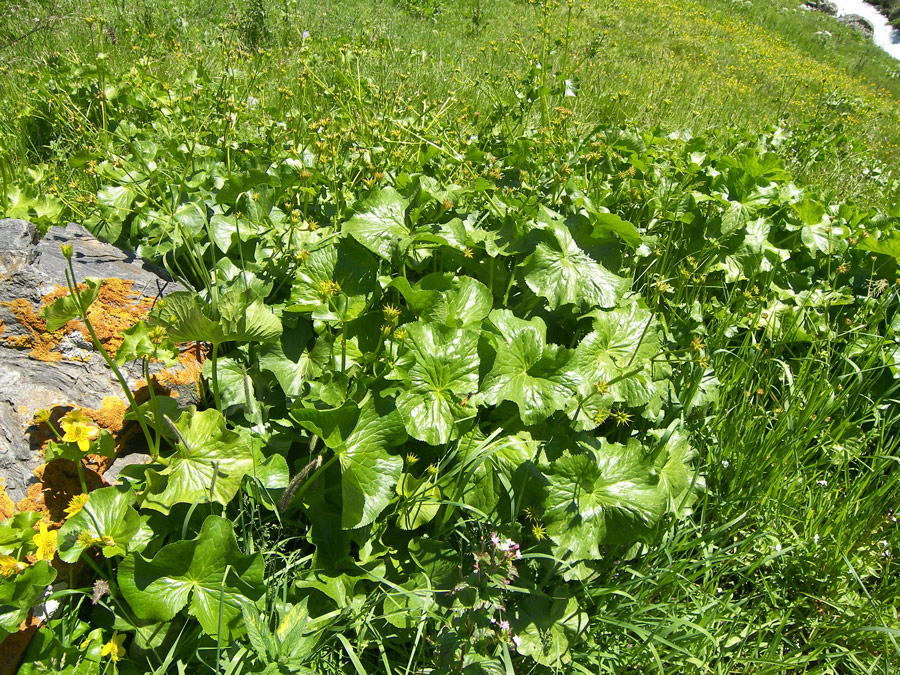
[775,543,782,553]
[499,538,518,552]
[813,534,820,545]
[721,460,730,469]
[816,479,828,487]
[512,635,522,647]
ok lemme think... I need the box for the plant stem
[64,262,157,455]
[210,342,222,410]
[75,459,88,494]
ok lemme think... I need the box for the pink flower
[499,620,510,631]
[490,532,501,546]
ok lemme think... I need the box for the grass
[1,0,899,672]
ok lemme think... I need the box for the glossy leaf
[57,487,143,562]
[342,187,410,262]
[543,438,664,559]
[39,278,102,331]
[118,515,264,638]
[390,321,480,445]
[141,408,257,513]
[479,310,578,425]
[521,222,627,310]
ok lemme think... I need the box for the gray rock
[805,0,838,15]
[0,219,39,278]
[839,13,875,37]
[0,219,190,503]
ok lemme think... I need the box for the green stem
[75,460,88,494]
[210,342,222,410]
[64,262,156,455]
[142,359,161,457]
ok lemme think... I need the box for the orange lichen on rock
[2,278,155,362]
[0,480,15,521]
[157,345,206,394]
[1,297,67,362]
[18,460,103,525]
[84,397,128,436]
[15,482,48,520]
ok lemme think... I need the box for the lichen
[2,278,155,362]
[0,480,15,521]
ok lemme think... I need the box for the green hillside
[0,1,899,673]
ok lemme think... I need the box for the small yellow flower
[33,522,57,561]
[32,409,52,424]
[62,421,99,452]
[382,304,402,324]
[101,631,126,662]
[0,555,27,577]
[64,493,89,519]
[612,409,633,427]
[61,409,93,425]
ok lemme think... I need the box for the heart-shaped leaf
[293,399,406,529]
[390,321,480,445]
[521,222,627,311]
[543,437,664,559]
[150,279,281,345]
[479,310,578,425]
[141,408,258,513]
[57,486,143,562]
[118,515,264,638]
[342,187,410,262]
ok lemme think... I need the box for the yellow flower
[61,409,93,425]
[64,493,89,519]
[62,421,99,452]
[0,555,27,577]
[101,631,126,662]
[33,522,57,561]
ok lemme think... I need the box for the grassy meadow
[0,0,899,673]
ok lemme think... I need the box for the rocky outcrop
[0,219,196,504]
[805,0,838,15]
[838,13,875,37]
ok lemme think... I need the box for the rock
[838,13,875,37]
[0,220,197,504]
[0,219,39,278]
[805,0,838,15]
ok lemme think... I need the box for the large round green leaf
[141,408,258,513]
[342,187,410,262]
[521,222,627,311]
[150,278,282,345]
[57,486,143,562]
[118,515,264,639]
[479,310,578,425]
[293,399,406,529]
[391,321,480,445]
[289,239,378,321]
[543,437,664,559]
